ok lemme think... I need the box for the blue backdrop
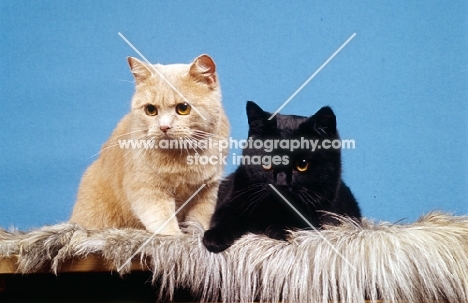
[1,1,467,230]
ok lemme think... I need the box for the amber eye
[296,159,309,172]
[176,102,191,115]
[144,104,158,116]
[262,162,272,171]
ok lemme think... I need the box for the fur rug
[1,212,468,303]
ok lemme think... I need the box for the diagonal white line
[268,33,356,120]
[117,184,206,272]
[268,184,357,271]
[118,32,207,121]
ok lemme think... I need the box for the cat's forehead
[276,114,308,132]
[152,63,189,77]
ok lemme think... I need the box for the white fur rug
[1,212,467,303]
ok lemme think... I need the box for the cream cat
[70,54,230,235]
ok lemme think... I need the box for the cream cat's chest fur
[70,54,229,235]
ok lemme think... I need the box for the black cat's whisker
[240,191,269,217]
[298,192,319,216]
[228,183,267,202]
[300,189,327,212]
[235,185,270,216]
[298,189,321,209]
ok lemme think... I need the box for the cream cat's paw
[145,221,183,236]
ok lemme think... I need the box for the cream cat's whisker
[117,79,135,84]
[189,133,209,140]
[183,145,190,157]
[190,133,215,143]
[188,136,222,149]
[183,136,200,154]
[188,136,210,154]
[113,129,147,140]
[123,147,140,169]
[190,131,213,139]
[117,134,151,168]
[91,131,149,158]
[132,145,148,166]
[192,130,225,140]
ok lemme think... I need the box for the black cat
[203,101,361,253]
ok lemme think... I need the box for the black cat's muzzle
[274,171,291,186]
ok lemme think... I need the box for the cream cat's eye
[176,102,191,115]
[144,104,158,116]
[296,159,309,172]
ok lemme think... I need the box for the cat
[203,101,360,252]
[70,54,230,235]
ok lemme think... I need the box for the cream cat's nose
[159,125,171,133]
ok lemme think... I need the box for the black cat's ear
[128,57,152,83]
[246,101,274,136]
[246,101,266,126]
[307,106,337,136]
[189,54,217,88]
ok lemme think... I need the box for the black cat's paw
[264,225,289,241]
[203,228,236,253]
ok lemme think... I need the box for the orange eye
[144,104,158,116]
[296,159,309,172]
[262,162,272,170]
[176,102,191,115]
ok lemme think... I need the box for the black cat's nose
[275,171,288,186]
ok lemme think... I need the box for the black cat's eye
[262,162,272,170]
[176,102,191,115]
[296,159,309,172]
[144,104,158,116]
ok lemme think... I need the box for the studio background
[1,1,467,230]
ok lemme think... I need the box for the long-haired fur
[1,212,467,303]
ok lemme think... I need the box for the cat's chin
[270,184,294,195]
[271,184,289,190]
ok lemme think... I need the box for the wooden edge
[0,254,148,274]
[0,257,16,275]
[0,255,389,303]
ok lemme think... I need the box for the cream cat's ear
[127,57,152,83]
[189,54,217,87]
